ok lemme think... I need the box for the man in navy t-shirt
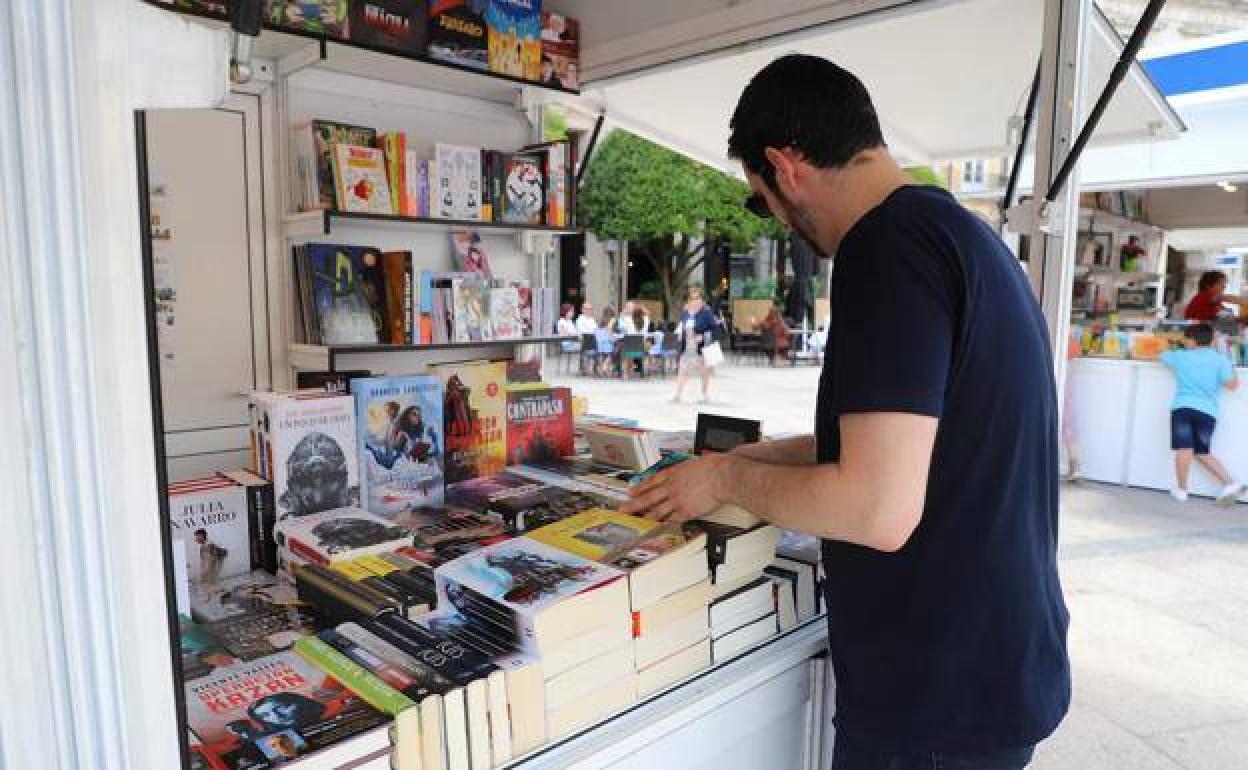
[623,54,1070,768]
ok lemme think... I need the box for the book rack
[284,210,581,241]
[290,337,571,372]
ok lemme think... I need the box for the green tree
[578,130,782,319]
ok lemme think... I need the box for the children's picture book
[302,243,388,345]
[169,478,251,593]
[430,361,507,483]
[185,651,388,769]
[311,121,377,211]
[252,392,359,520]
[348,0,428,54]
[505,386,573,466]
[331,144,394,215]
[449,229,494,278]
[274,506,413,565]
[486,0,542,80]
[266,1,350,36]
[427,0,489,71]
[353,375,445,515]
[435,144,483,221]
[498,152,545,224]
[489,287,522,339]
[540,12,579,90]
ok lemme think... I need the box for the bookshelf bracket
[277,38,324,78]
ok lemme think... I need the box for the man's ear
[763,146,802,199]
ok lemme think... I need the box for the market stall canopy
[559,0,1182,172]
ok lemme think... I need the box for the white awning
[565,0,1181,173]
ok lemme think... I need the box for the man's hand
[620,454,728,523]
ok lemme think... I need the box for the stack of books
[274,506,413,580]
[685,521,782,663]
[528,509,714,698]
[433,536,635,741]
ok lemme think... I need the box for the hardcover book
[380,251,411,344]
[486,0,542,80]
[301,243,388,345]
[186,651,387,769]
[275,506,413,566]
[539,12,578,89]
[253,392,360,519]
[498,152,545,224]
[266,1,350,37]
[430,360,507,483]
[434,536,628,655]
[528,508,657,562]
[427,0,489,71]
[505,386,573,466]
[311,120,376,211]
[170,479,251,591]
[331,144,394,215]
[348,0,428,54]
[449,229,494,278]
[353,375,445,515]
[435,144,484,221]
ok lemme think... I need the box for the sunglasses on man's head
[744,193,772,219]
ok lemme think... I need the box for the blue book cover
[486,0,542,80]
[304,243,388,345]
[352,375,446,516]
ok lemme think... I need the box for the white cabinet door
[145,95,271,481]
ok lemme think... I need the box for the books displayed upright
[293,243,388,346]
[435,143,484,221]
[486,0,542,80]
[332,144,394,215]
[250,391,360,520]
[430,360,507,483]
[353,375,445,515]
[168,475,252,592]
[505,386,573,466]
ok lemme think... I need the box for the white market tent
[558,0,1182,173]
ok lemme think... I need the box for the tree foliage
[578,130,783,318]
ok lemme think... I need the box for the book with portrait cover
[539,12,578,90]
[311,120,376,211]
[171,478,251,592]
[497,152,546,224]
[427,0,488,71]
[486,0,541,80]
[185,651,387,769]
[505,386,572,466]
[449,229,494,279]
[429,360,507,483]
[488,286,522,340]
[353,375,445,516]
[251,392,360,520]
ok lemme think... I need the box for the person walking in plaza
[671,287,717,404]
[624,54,1069,769]
[1160,323,1244,504]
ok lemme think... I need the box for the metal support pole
[1031,0,1090,394]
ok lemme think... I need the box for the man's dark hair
[194,528,207,538]
[1198,270,1227,292]
[728,54,885,183]
[1185,323,1214,346]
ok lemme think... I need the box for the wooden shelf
[152,3,580,104]
[284,210,581,240]
[291,337,569,370]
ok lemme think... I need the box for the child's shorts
[1171,408,1216,455]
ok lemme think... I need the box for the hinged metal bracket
[1005,197,1063,237]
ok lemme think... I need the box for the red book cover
[505,387,573,466]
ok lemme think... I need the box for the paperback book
[435,144,484,221]
[266,1,350,37]
[427,0,489,70]
[539,12,579,90]
[348,0,428,54]
[353,375,445,515]
[431,360,507,483]
[300,243,388,345]
[505,386,573,465]
[449,229,494,278]
[275,506,413,566]
[331,144,394,215]
[170,478,252,591]
[185,651,387,769]
[311,120,377,211]
[486,0,542,80]
[498,152,545,224]
[251,392,359,520]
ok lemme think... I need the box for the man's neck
[810,152,914,253]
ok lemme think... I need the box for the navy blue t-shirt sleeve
[830,224,958,418]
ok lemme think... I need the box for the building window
[962,160,986,187]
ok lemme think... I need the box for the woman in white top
[556,303,579,352]
[575,302,598,334]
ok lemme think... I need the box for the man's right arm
[730,435,817,466]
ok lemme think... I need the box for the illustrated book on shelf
[266,1,350,37]
[168,476,251,591]
[435,143,484,221]
[498,152,546,224]
[310,120,377,211]
[540,12,579,90]
[505,386,573,465]
[348,0,428,55]
[331,144,394,215]
[427,0,489,71]
[296,243,389,345]
[486,0,542,81]
[353,375,446,515]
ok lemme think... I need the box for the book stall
[141,4,831,770]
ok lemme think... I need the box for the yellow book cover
[331,560,376,582]
[332,143,394,215]
[529,508,659,562]
[352,553,399,577]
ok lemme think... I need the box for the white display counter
[1068,357,1248,497]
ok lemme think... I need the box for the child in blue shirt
[1159,323,1242,504]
